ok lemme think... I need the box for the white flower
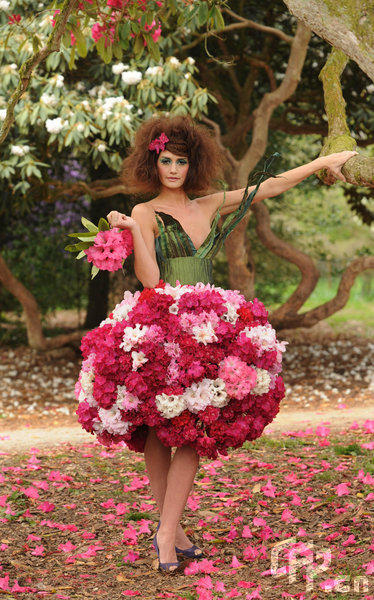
[120,323,149,352]
[155,393,186,419]
[9,63,17,71]
[76,122,84,132]
[222,303,239,324]
[124,115,131,122]
[131,351,148,371]
[184,379,214,413]
[50,74,64,88]
[0,109,6,121]
[251,368,271,396]
[185,73,191,80]
[10,144,30,157]
[97,143,106,152]
[111,291,141,322]
[112,62,127,75]
[96,406,130,436]
[121,70,142,85]
[169,56,180,67]
[186,57,195,65]
[210,378,229,408]
[76,82,85,92]
[81,100,90,110]
[192,322,217,345]
[146,65,163,76]
[0,0,10,9]
[45,117,67,134]
[116,385,140,411]
[40,93,58,106]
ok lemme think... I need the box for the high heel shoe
[153,533,180,574]
[175,544,204,559]
[156,521,204,560]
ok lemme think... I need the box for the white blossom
[45,117,67,134]
[81,100,90,110]
[251,368,271,396]
[0,109,6,121]
[131,351,148,371]
[50,74,64,88]
[120,323,149,352]
[121,70,142,85]
[95,406,130,436]
[112,62,127,75]
[76,122,84,132]
[10,144,30,157]
[186,57,195,65]
[97,143,106,152]
[155,393,186,419]
[169,56,180,67]
[146,65,163,76]
[192,322,217,345]
[40,93,58,107]
[0,0,10,9]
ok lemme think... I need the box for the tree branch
[0,0,78,145]
[223,7,293,44]
[271,256,374,329]
[318,47,374,187]
[200,116,239,171]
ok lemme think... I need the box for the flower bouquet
[65,217,134,278]
[76,281,286,459]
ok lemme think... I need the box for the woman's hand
[106,210,138,231]
[321,150,358,182]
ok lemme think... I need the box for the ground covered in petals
[1,421,373,599]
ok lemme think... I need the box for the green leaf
[81,217,98,232]
[76,250,86,259]
[65,241,92,251]
[98,217,110,231]
[133,35,145,59]
[68,45,76,69]
[119,21,131,43]
[214,7,225,31]
[198,2,208,26]
[91,265,100,279]
[72,25,88,58]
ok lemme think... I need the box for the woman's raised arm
[203,150,358,216]
[107,204,160,288]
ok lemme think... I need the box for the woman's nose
[170,162,177,173]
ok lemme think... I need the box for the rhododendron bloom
[84,228,133,272]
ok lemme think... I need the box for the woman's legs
[144,428,200,565]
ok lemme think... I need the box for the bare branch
[252,202,320,319]
[0,0,78,145]
[200,116,239,170]
[271,256,374,329]
[179,9,292,55]
[223,7,293,44]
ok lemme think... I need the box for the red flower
[8,14,21,24]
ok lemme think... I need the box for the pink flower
[31,545,45,556]
[85,228,133,272]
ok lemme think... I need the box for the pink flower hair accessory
[148,132,169,153]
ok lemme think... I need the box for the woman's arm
[107,204,160,288]
[203,150,358,216]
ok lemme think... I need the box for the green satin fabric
[158,256,213,286]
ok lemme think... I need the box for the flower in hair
[148,132,169,153]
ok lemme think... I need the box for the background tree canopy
[0,0,373,349]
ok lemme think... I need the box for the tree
[0,0,223,349]
[0,0,373,347]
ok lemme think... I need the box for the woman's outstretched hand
[107,210,138,231]
[322,150,358,182]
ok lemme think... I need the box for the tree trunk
[0,252,46,349]
[283,0,374,82]
[224,21,312,298]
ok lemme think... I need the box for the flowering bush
[65,217,133,278]
[76,282,286,458]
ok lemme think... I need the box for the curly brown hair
[121,115,223,195]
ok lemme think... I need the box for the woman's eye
[177,160,188,165]
[160,159,171,164]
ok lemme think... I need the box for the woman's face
[157,150,189,190]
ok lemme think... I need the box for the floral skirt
[76,282,286,459]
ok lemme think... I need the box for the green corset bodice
[154,172,266,286]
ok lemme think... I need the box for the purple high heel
[153,533,180,574]
[156,521,204,560]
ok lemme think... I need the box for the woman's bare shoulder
[131,201,158,232]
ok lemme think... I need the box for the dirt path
[1,405,371,453]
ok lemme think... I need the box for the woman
[106,115,356,573]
